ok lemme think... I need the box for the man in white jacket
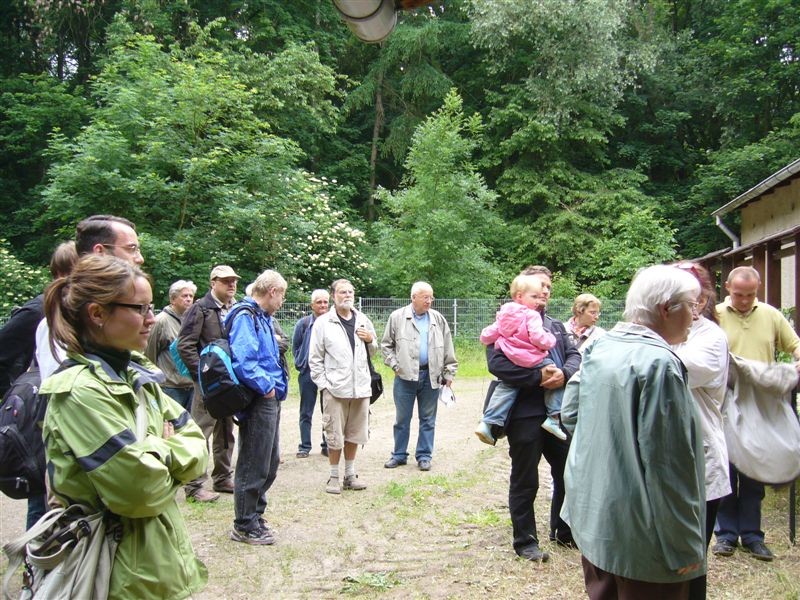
[309,279,378,495]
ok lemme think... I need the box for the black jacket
[0,294,44,396]
[487,314,581,421]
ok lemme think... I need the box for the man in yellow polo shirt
[712,266,800,562]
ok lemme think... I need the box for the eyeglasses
[110,302,155,316]
[685,300,701,315]
[102,243,142,256]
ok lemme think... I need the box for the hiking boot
[325,477,341,495]
[418,459,431,471]
[343,475,367,491]
[384,457,407,469]
[517,543,549,562]
[213,479,235,494]
[711,539,736,557]
[230,527,275,546]
[296,450,310,458]
[742,541,774,562]
[186,489,220,503]
[475,422,496,446]
[541,416,567,440]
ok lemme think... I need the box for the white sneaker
[541,416,567,440]
[475,422,496,446]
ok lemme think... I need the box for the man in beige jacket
[309,279,378,495]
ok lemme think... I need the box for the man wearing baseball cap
[177,265,241,502]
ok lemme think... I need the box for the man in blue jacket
[292,289,330,458]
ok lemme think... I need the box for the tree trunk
[368,70,384,223]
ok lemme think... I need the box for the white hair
[623,265,700,327]
[410,281,433,298]
[168,279,197,300]
[311,288,329,303]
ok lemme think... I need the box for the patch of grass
[385,481,408,500]
[340,571,400,595]
[453,339,490,378]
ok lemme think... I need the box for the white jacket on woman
[309,307,378,399]
[672,316,731,500]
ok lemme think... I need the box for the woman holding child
[41,254,208,599]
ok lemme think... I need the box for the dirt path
[2,375,799,598]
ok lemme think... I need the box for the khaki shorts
[321,390,370,449]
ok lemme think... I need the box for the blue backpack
[168,338,191,378]
[198,305,259,419]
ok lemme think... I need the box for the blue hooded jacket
[226,298,288,401]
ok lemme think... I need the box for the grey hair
[311,288,329,303]
[250,270,287,297]
[623,265,700,327]
[168,279,197,300]
[726,265,760,284]
[410,281,433,298]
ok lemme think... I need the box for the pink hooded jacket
[480,302,556,368]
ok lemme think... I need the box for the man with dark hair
[75,214,143,265]
[487,265,581,562]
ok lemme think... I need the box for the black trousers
[506,414,571,552]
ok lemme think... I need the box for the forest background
[2,0,799,312]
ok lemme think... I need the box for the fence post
[452,298,458,338]
[357,296,362,312]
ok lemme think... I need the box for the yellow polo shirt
[716,298,800,363]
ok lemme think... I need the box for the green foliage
[35,17,367,301]
[372,90,502,297]
[0,239,48,315]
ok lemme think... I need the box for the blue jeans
[162,386,193,412]
[714,463,765,545]
[483,358,559,425]
[26,493,48,530]
[297,370,327,453]
[234,395,281,533]
[391,369,439,462]
[483,382,518,426]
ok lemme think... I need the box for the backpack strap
[223,305,260,339]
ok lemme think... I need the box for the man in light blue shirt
[381,282,457,471]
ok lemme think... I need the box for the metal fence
[1,298,626,340]
[275,297,626,341]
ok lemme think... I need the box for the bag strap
[364,340,376,376]
[2,506,69,596]
[223,305,259,339]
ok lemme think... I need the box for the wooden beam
[752,245,766,301]
[766,240,781,307]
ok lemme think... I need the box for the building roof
[712,157,800,217]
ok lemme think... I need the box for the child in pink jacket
[476,275,565,444]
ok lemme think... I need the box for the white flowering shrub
[280,172,371,296]
[0,239,48,316]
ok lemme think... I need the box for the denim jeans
[162,386,193,412]
[297,370,327,453]
[26,493,48,530]
[714,463,765,545]
[234,395,281,533]
[391,369,438,462]
[483,382,517,426]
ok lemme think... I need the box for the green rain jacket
[561,322,706,583]
[40,352,209,600]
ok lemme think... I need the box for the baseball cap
[210,265,240,280]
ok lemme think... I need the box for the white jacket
[673,317,731,500]
[309,307,378,399]
[723,354,800,484]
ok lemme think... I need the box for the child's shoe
[475,421,496,446]
[541,416,567,440]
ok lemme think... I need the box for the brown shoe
[187,489,220,503]
[213,480,235,494]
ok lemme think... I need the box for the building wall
[739,177,799,309]
[740,178,800,244]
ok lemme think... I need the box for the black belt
[419,364,429,370]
